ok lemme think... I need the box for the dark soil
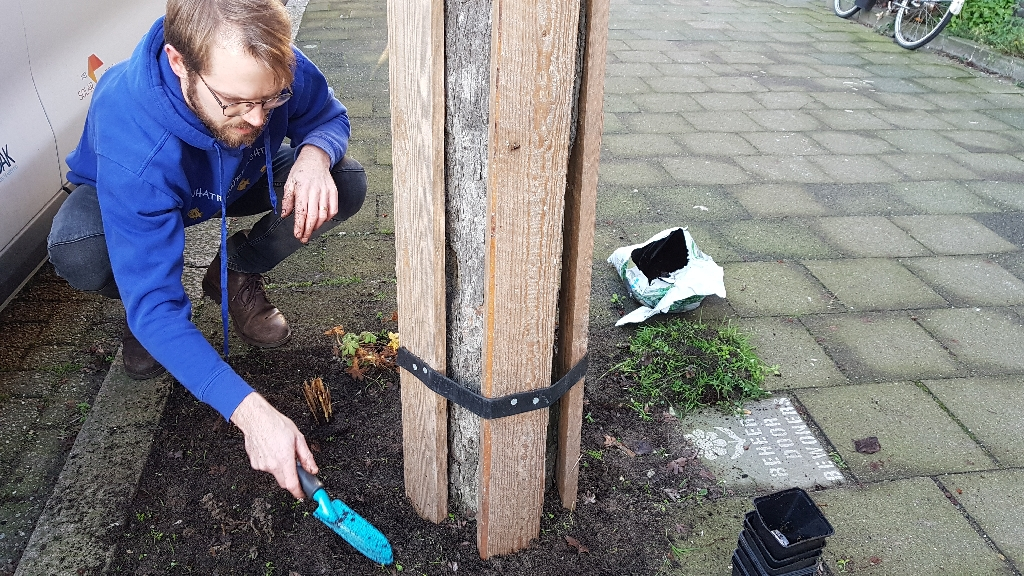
[106,341,726,576]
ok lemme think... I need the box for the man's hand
[230,392,318,499]
[281,145,338,244]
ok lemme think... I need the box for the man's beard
[186,76,263,149]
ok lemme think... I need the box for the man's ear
[164,44,189,80]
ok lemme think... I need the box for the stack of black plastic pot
[732,487,834,576]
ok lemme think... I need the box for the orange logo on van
[87,54,104,83]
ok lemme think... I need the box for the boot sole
[125,364,168,381]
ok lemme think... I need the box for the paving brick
[901,256,1024,307]
[808,183,918,216]
[966,181,1024,211]
[631,92,702,113]
[801,312,961,382]
[804,258,946,311]
[595,184,656,221]
[684,110,763,132]
[730,183,830,217]
[874,129,968,154]
[917,307,1024,374]
[597,160,674,187]
[741,132,826,155]
[951,152,1024,180]
[807,91,882,109]
[890,181,1000,214]
[812,154,905,184]
[734,156,832,183]
[602,112,627,134]
[643,186,750,222]
[882,153,982,181]
[810,131,894,155]
[738,316,847,389]
[941,469,1024,569]
[890,215,1018,255]
[602,134,683,157]
[615,50,672,63]
[605,62,661,78]
[927,377,1024,467]
[813,478,1009,575]
[871,92,941,111]
[943,130,1020,153]
[660,156,751,185]
[623,112,694,134]
[809,216,929,257]
[603,76,651,95]
[796,383,990,482]
[678,133,758,156]
[603,93,641,113]
[723,261,838,316]
[690,93,762,111]
[810,109,894,130]
[751,91,818,110]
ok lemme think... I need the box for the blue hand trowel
[296,463,394,565]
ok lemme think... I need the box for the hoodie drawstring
[216,146,230,358]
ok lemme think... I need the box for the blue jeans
[47,149,366,298]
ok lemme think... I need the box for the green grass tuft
[614,318,775,419]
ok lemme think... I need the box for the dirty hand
[281,145,338,244]
[230,392,319,500]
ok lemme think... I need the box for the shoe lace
[235,273,269,310]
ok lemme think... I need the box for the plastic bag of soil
[608,227,726,326]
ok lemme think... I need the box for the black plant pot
[751,488,834,559]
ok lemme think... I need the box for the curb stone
[850,5,1024,84]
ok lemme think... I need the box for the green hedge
[948,0,1024,57]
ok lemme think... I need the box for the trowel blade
[313,496,394,565]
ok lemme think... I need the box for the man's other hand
[230,392,319,499]
[281,145,338,244]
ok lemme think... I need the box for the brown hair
[164,0,295,87]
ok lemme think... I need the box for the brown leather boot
[202,254,292,348]
[122,320,167,380]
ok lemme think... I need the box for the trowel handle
[296,462,325,500]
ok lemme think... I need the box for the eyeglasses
[197,73,292,117]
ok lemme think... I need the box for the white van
[0,0,164,309]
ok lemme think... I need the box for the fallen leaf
[565,535,589,553]
[854,436,881,454]
[667,457,689,474]
[581,491,596,504]
[663,488,681,501]
[168,450,183,459]
[868,556,883,566]
[603,435,636,457]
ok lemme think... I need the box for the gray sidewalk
[3,0,1024,574]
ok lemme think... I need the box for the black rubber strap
[396,347,589,420]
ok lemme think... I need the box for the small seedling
[836,557,852,572]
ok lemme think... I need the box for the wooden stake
[556,0,610,511]
[387,0,448,524]
[477,0,582,558]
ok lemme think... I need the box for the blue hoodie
[66,17,350,420]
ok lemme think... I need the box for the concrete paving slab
[661,157,752,185]
[632,93,703,113]
[945,130,1021,153]
[811,132,894,155]
[734,156,833,183]
[663,496,751,576]
[812,154,905,184]
[681,396,845,492]
[809,216,930,257]
[917,307,1024,374]
[751,91,818,110]
[803,258,947,311]
[926,376,1024,467]
[643,186,751,222]
[724,219,839,260]
[874,129,969,154]
[746,110,823,131]
[940,469,1024,569]
[685,111,764,133]
[795,382,992,482]
[900,256,1024,307]
[723,261,837,317]
[624,112,697,134]
[598,159,676,187]
[808,183,918,216]
[603,133,684,157]
[595,184,657,221]
[813,477,1012,576]
[890,215,1019,255]
[966,181,1024,211]
[810,108,894,130]
[738,317,848,390]
[952,152,1024,180]
[932,111,1014,131]
[800,312,960,382]
[975,212,1024,249]
[889,181,1001,214]
[730,183,830,218]
[740,132,826,155]
[882,153,981,181]
[691,93,762,111]
[678,133,759,156]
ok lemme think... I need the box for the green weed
[948,0,1024,58]
[614,318,774,417]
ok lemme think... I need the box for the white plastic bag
[608,227,726,326]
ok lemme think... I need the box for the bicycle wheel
[834,0,860,18]
[893,0,955,49]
